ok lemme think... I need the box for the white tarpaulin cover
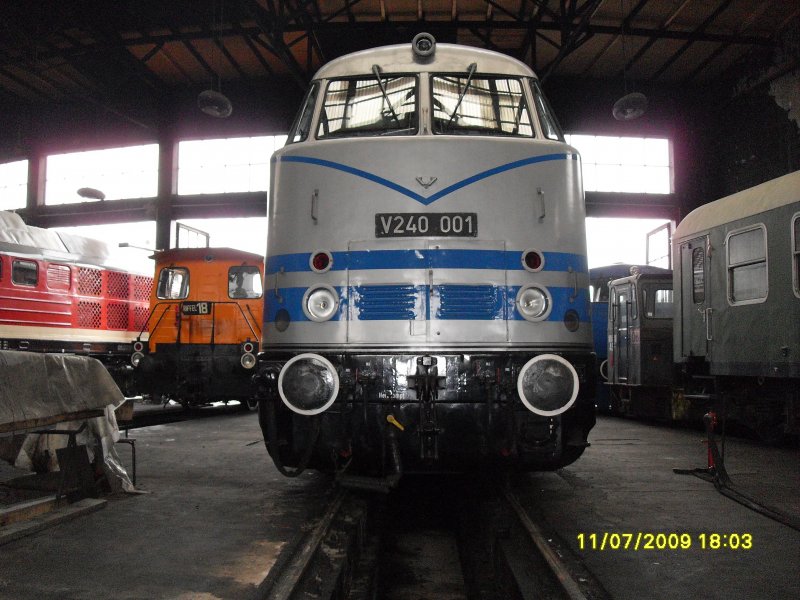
[0,351,133,491]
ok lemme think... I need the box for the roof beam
[650,0,735,82]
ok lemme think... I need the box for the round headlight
[516,286,551,321]
[240,352,257,369]
[131,352,144,367]
[517,354,579,417]
[303,285,339,322]
[278,353,339,415]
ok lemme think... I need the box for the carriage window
[317,75,417,138]
[793,214,800,296]
[12,260,38,286]
[432,75,533,136]
[692,247,705,304]
[530,79,564,141]
[643,286,673,319]
[228,266,262,299]
[727,225,767,304]
[156,267,189,300]
[287,83,319,144]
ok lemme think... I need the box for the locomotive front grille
[354,285,419,320]
[436,284,503,320]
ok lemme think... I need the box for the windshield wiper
[444,62,478,131]
[371,64,401,125]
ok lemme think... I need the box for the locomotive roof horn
[412,33,436,60]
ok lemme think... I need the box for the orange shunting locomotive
[132,247,264,409]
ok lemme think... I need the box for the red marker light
[311,252,331,272]
[523,250,543,271]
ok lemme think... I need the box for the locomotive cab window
[530,79,564,141]
[317,74,417,139]
[229,266,262,299]
[432,74,533,136]
[727,225,768,304]
[642,286,673,319]
[12,259,38,286]
[156,267,189,300]
[287,83,319,144]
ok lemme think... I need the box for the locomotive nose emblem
[415,176,438,189]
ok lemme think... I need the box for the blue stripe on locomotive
[266,285,589,323]
[279,153,579,206]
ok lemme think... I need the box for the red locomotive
[0,211,152,392]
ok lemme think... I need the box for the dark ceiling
[1,0,797,152]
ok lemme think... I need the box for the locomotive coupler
[408,356,446,462]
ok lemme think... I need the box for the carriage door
[611,283,634,383]
[427,240,508,343]
[679,237,710,358]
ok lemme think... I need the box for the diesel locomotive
[132,247,264,409]
[0,210,152,392]
[254,35,596,484]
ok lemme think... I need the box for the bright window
[432,75,533,137]
[177,135,285,195]
[643,286,673,319]
[46,145,158,204]
[566,134,672,194]
[228,266,262,299]
[727,225,767,304]
[54,222,156,274]
[0,160,29,210]
[156,267,189,300]
[318,76,417,139]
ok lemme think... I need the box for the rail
[255,477,606,600]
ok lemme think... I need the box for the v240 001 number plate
[375,213,478,237]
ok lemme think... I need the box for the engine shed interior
[1,3,799,599]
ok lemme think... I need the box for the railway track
[257,476,608,600]
[120,400,250,431]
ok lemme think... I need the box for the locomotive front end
[257,37,595,482]
[133,248,263,409]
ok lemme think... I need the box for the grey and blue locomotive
[255,35,596,483]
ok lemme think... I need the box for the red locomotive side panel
[0,251,153,351]
[0,256,72,330]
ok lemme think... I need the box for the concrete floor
[0,410,334,600]
[0,412,797,599]
[515,416,800,600]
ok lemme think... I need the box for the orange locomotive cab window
[156,267,189,299]
[228,266,262,299]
